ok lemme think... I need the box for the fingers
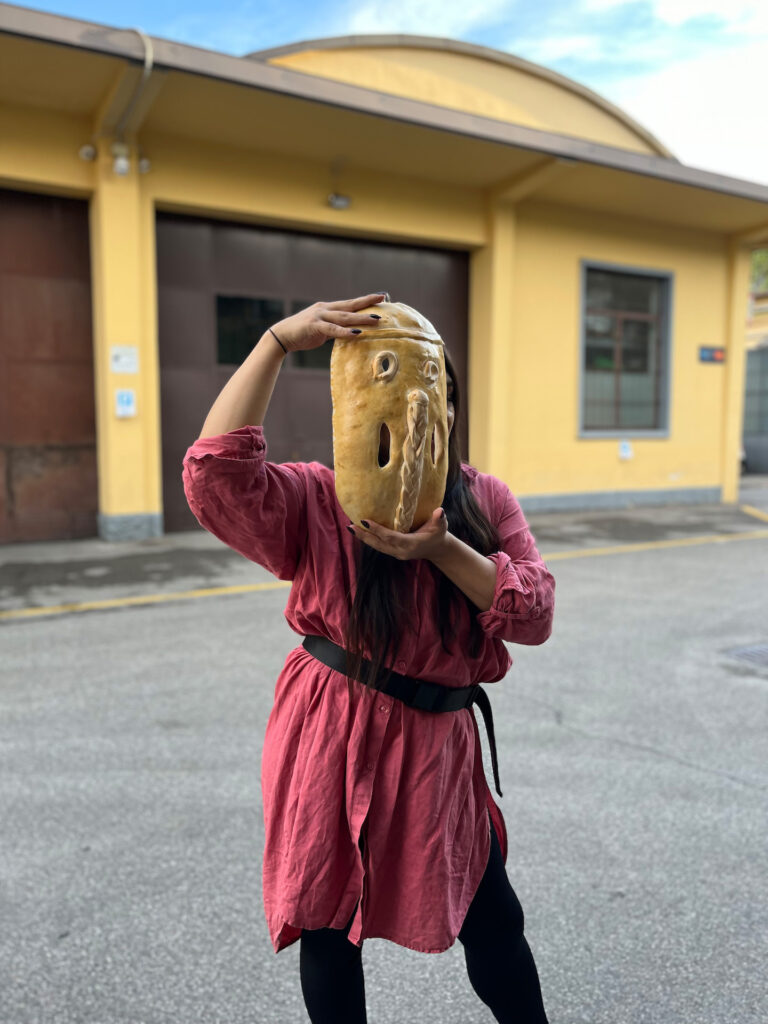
[359,519,399,543]
[302,294,390,341]
[348,523,386,554]
[348,519,391,543]
[316,319,366,340]
[348,520,403,557]
[411,509,447,536]
[326,293,388,311]
[317,306,387,339]
[348,515,447,561]
[323,310,385,326]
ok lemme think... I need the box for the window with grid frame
[581,266,671,432]
[743,345,768,438]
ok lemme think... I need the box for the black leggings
[299,818,549,1023]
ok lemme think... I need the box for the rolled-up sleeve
[181,425,307,580]
[476,490,555,645]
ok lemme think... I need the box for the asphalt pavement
[1,481,767,1024]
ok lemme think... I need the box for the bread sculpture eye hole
[422,360,439,386]
[372,351,399,381]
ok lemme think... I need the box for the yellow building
[2,4,768,542]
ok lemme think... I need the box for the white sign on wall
[110,346,139,374]
[115,389,137,418]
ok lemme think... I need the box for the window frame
[578,260,674,439]
[743,344,768,438]
[215,293,286,366]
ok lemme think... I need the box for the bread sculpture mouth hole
[434,421,445,466]
[430,425,436,465]
[378,422,391,468]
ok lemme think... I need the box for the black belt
[302,634,503,797]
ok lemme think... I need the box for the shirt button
[396,659,406,671]
[378,704,390,713]
[366,762,374,771]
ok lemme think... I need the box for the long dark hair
[344,348,500,686]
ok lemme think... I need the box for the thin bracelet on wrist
[268,327,288,355]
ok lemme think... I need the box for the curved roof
[248,34,676,160]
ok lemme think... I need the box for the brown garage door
[157,213,469,533]
[0,188,97,543]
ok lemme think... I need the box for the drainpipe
[79,28,156,172]
[110,29,154,174]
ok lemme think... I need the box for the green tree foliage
[752,249,768,293]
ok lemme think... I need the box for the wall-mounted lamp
[327,192,351,210]
[78,142,151,175]
[111,142,131,176]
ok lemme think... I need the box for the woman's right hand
[270,293,388,353]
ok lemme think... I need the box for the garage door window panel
[216,296,284,365]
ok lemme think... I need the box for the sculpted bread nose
[394,389,429,533]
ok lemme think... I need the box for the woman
[182,292,555,1023]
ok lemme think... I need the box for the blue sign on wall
[115,388,137,418]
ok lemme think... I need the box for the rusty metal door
[0,188,96,542]
[157,213,469,533]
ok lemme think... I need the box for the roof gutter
[2,2,768,208]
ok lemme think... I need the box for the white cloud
[511,29,687,67]
[584,0,768,32]
[650,0,757,26]
[509,1,768,184]
[345,0,512,38]
[512,34,608,63]
[606,38,768,184]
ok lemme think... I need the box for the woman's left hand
[348,509,448,561]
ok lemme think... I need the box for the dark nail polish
[361,520,370,529]
[351,329,362,334]
[439,509,446,519]
[369,314,382,319]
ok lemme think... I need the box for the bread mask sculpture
[331,301,449,532]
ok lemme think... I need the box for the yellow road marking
[542,528,768,561]
[740,504,768,524]
[0,580,290,622]
[1,527,766,623]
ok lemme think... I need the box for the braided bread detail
[394,389,429,533]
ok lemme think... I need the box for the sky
[14,0,768,185]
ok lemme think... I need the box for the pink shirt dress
[182,425,555,954]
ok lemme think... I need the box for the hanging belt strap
[468,684,502,800]
[301,634,503,797]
